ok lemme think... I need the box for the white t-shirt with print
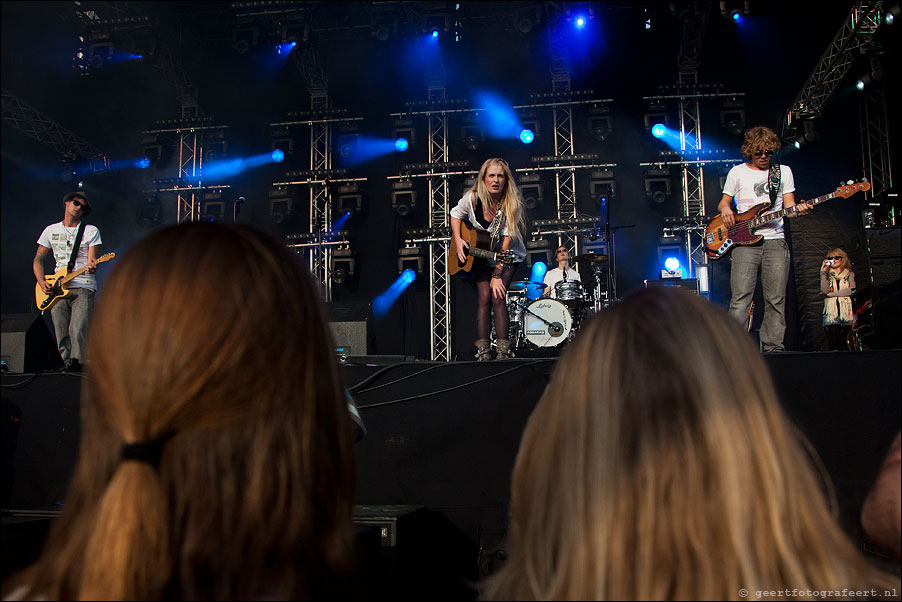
[37,222,102,290]
[722,162,796,240]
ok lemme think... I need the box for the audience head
[9,223,355,600]
[483,287,897,600]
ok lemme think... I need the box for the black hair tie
[120,436,169,469]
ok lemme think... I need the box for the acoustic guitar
[704,181,869,260]
[448,221,515,276]
[36,252,116,312]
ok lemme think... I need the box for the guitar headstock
[835,180,870,198]
[496,251,515,264]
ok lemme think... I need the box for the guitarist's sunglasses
[71,200,85,208]
[753,150,775,158]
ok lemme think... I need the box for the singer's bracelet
[491,273,503,279]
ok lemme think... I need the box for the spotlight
[202,200,225,222]
[856,75,871,91]
[802,119,818,143]
[372,11,398,41]
[271,149,285,163]
[431,29,440,37]
[136,195,161,227]
[525,238,551,266]
[574,16,587,28]
[519,129,535,144]
[136,157,151,169]
[515,4,541,34]
[271,125,294,156]
[280,19,310,46]
[392,117,416,145]
[657,234,684,276]
[269,187,295,224]
[587,104,613,142]
[204,128,228,161]
[395,138,409,152]
[462,120,484,151]
[338,133,360,160]
[589,169,616,205]
[391,180,416,216]
[398,246,425,273]
[336,184,363,219]
[643,101,668,131]
[720,97,746,135]
[651,124,666,138]
[886,3,900,24]
[645,168,672,204]
[331,247,356,285]
[232,21,260,54]
[87,41,113,69]
[519,174,543,209]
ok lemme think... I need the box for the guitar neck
[469,248,496,261]
[747,191,834,228]
[60,254,113,285]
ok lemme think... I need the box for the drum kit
[504,252,609,351]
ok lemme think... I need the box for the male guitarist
[717,126,811,352]
[33,192,102,372]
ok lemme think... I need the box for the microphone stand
[232,196,245,224]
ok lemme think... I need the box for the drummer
[543,245,581,299]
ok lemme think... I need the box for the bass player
[717,126,811,352]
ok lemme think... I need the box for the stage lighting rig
[587,104,613,142]
[526,238,551,266]
[519,173,544,210]
[269,187,295,224]
[720,97,746,135]
[391,180,417,216]
[398,246,425,274]
[331,246,356,285]
[644,168,672,205]
[643,101,669,131]
[336,184,363,219]
[589,169,616,205]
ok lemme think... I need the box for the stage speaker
[327,302,373,356]
[867,227,901,287]
[1,314,64,373]
[644,278,700,294]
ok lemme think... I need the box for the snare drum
[521,298,572,348]
[554,279,585,307]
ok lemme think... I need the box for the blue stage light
[652,123,666,138]
[395,138,409,152]
[664,257,680,271]
[271,149,285,163]
[431,29,439,38]
[136,157,151,169]
[575,16,587,29]
[373,270,417,318]
[519,129,535,144]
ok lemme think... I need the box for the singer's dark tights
[476,262,517,340]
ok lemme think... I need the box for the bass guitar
[448,221,515,276]
[704,181,869,260]
[35,252,116,312]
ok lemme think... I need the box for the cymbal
[572,252,608,264]
[509,280,547,291]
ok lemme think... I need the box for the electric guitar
[704,181,870,260]
[448,221,515,276]
[35,253,116,312]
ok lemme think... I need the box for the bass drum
[521,298,572,348]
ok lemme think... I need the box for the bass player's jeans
[728,238,790,352]
[51,287,94,363]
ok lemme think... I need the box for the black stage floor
[3,350,900,595]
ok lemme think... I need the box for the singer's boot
[475,338,493,362]
[495,338,513,360]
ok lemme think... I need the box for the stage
[2,350,900,596]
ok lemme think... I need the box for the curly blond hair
[740,126,780,160]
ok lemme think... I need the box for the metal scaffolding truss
[307,92,334,301]
[1,88,107,162]
[546,1,579,256]
[859,85,892,199]
[426,93,452,361]
[780,1,884,143]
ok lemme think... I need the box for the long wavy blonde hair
[482,288,898,601]
[7,223,356,600]
[470,157,527,243]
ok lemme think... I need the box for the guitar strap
[768,163,781,209]
[67,222,86,273]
